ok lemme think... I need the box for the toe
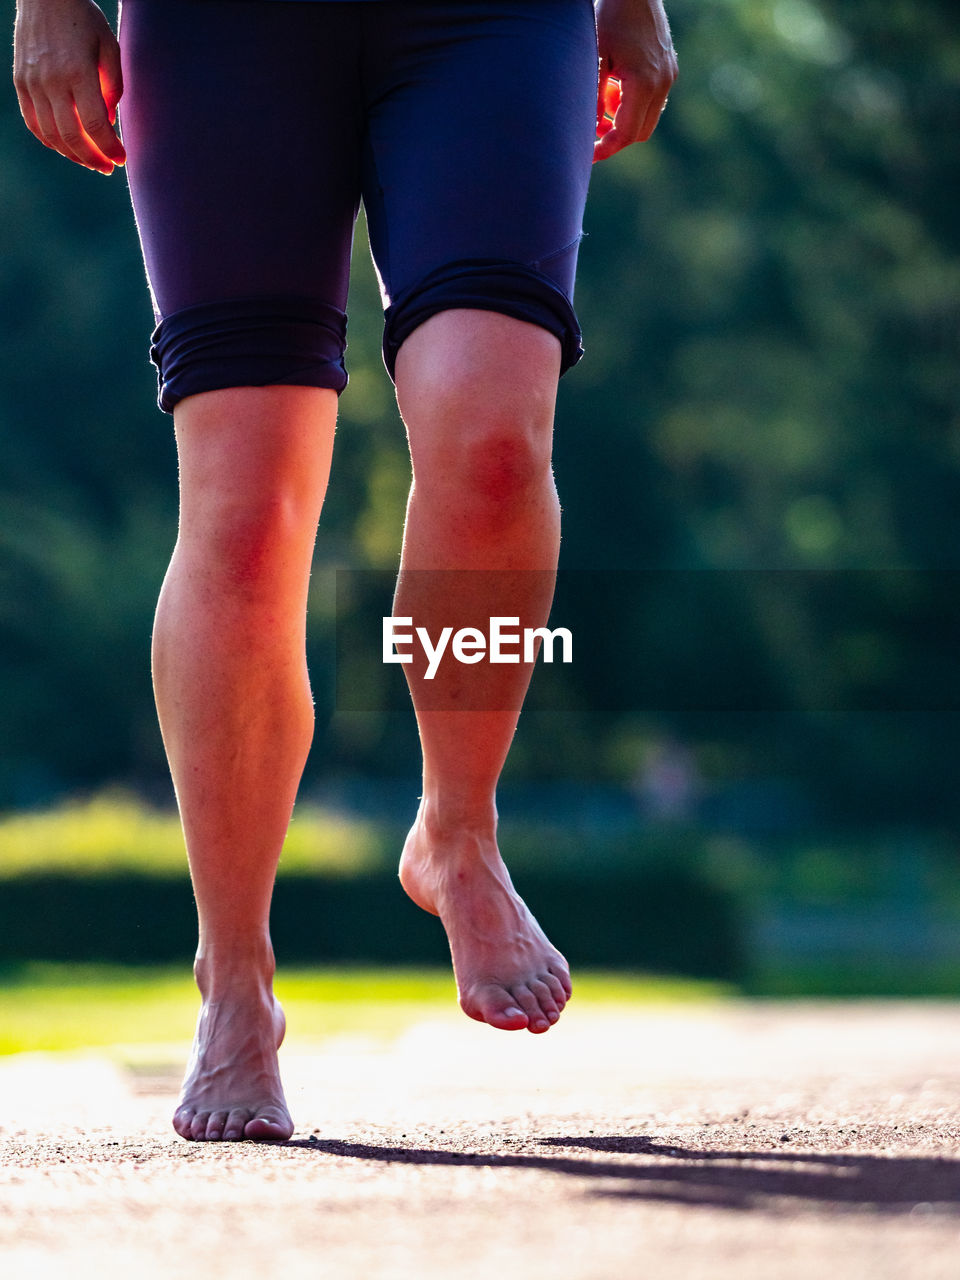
[223,1107,252,1141]
[513,984,552,1033]
[466,984,528,1030]
[528,978,561,1023]
[542,971,568,1010]
[549,960,572,1000]
[172,1107,195,1140]
[488,1004,529,1030]
[189,1111,212,1141]
[205,1110,229,1141]
[245,1106,293,1142]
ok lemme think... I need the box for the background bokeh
[1,0,958,995]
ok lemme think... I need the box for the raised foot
[399,817,572,1034]
[173,991,293,1142]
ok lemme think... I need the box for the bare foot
[172,977,293,1143]
[399,811,571,1033]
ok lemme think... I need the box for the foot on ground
[172,987,293,1142]
[399,813,571,1034]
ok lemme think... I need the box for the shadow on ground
[284,1133,960,1214]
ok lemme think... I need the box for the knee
[398,316,560,519]
[416,390,556,533]
[179,487,315,596]
[461,416,553,510]
[172,387,333,595]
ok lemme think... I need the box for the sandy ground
[1,1001,959,1280]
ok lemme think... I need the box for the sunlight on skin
[597,76,623,139]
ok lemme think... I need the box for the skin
[393,313,571,1035]
[594,0,679,161]
[13,0,125,175]
[12,0,677,1142]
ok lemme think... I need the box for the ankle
[415,793,498,845]
[194,938,277,1000]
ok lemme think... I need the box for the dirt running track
[1,1001,959,1279]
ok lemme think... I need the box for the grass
[0,964,730,1056]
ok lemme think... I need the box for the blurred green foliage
[0,790,957,992]
[0,790,387,878]
[0,796,748,979]
[0,963,728,1055]
[1,1,959,836]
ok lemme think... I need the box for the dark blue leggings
[117,0,599,413]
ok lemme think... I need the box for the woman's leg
[119,0,360,1139]
[394,310,571,1034]
[366,1,597,1033]
[154,385,337,1141]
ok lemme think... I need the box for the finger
[50,91,113,172]
[637,84,671,145]
[638,55,679,143]
[596,59,610,134]
[593,71,669,161]
[593,80,645,162]
[35,87,94,167]
[30,91,88,166]
[609,73,647,140]
[596,72,621,140]
[14,85,48,149]
[603,76,622,121]
[98,36,125,133]
[74,76,125,167]
[593,128,629,162]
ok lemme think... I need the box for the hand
[594,0,678,163]
[13,0,125,175]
